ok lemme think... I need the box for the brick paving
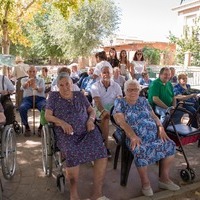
[0,106,200,200]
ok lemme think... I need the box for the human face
[88,68,94,75]
[57,77,72,96]
[113,69,120,77]
[42,69,47,77]
[28,67,37,78]
[121,51,127,57]
[179,76,187,86]
[110,49,116,58]
[101,67,111,81]
[136,51,143,60]
[160,69,171,83]
[125,84,140,100]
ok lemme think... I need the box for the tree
[143,47,161,65]
[0,0,84,55]
[168,17,200,66]
[11,0,120,63]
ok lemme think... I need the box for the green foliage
[168,17,200,66]
[11,0,120,62]
[142,47,161,65]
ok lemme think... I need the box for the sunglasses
[137,53,142,56]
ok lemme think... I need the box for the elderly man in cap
[91,65,122,158]
[13,56,29,109]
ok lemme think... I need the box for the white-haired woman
[113,79,180,197]
[45,73,108,200]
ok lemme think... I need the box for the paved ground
[1,108,200,200]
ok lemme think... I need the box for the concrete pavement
[1,109,200,200]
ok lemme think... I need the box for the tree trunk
[1,19,10,55]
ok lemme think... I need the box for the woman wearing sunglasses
[131,50,147,80]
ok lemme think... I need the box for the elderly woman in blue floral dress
[45,72,108,200]
[113,79,180,197]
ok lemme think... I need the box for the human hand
[0,90,9,95]
[86,119,95,132]
[130,135,141,151]
[60,121,74,135]
[158,127,170,142]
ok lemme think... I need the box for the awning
[0,54,15,67]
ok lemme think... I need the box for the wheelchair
[0,123,17,180]
[41,123,66,193]
[163,102,200,183]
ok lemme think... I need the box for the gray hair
[56,72,72,84]
[101,66,112,74]
[124,79,141,92]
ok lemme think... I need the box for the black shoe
[24,129,31,137]
[107,148,112,159]
[37,128,42,137]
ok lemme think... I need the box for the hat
[15,56,24,63]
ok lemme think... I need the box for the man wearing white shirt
[91,66,122,158]
[19,66,46,137]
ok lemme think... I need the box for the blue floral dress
[46,91,107,167]
[113,97,176,167]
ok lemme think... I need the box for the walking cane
[32,89,36,135]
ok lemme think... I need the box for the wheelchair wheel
[0,179,3,200]
[188,168,195,180]
[1,125,16,180]
[13,121,21,135]
[57,174,65,193]
[41,125,52,176]
[180,169,192,182]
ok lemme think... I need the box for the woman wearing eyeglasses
[113,79,180,197]
[131,50,147,80]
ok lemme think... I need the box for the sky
[113,0,183,42]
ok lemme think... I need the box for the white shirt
[90,79,122,107]
[0,75,15,97]
[21,77,45,98]
[132,61,145,74]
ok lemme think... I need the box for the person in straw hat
[13,56,29,109]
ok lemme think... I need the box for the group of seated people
[43,65,185,199]
[3,56,199,200]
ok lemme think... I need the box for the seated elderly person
[138,72,152,86]
[91,66,122,157]
[19,65,46,137]
[148,67,177,123]
[51,67,80,92]
[174,73,199,127]
[45,73,108,200]
[113,79,180,197]
[0,74,15,125]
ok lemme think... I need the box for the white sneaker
[142,186,153,197]
[158,181,180,191]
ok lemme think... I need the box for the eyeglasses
[127,88,140,92]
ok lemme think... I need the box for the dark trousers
[1,96,15,125]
